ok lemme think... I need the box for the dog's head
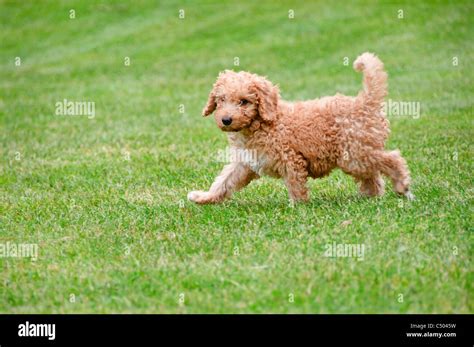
[202,70,280,132]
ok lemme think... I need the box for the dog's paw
[187,190,203,202]
[187,191,212,204]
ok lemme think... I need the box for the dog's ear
[202,88,217,117]
[202,74,224,117]
[252,77,279,123]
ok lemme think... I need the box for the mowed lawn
[0,1,472,313]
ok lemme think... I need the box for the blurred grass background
[0,0,472,313]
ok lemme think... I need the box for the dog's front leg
[188,163,258,204]
[284,158,309,203]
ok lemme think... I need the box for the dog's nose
[222,117,232,126]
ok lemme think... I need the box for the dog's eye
[239,99,250,106]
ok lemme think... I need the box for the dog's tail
[353,52,387,114]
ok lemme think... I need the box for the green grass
[0,0,473,313]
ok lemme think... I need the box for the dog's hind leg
[188,162,258,204]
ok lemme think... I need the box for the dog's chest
[228,133,280,177]
[248,151,270,175]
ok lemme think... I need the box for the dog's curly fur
[188,52,413,204]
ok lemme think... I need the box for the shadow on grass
[198,192,391,210]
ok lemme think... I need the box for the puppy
[188,53,413,204]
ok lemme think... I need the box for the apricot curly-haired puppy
[188,52,413,204]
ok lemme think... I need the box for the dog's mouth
[219,123,244,132]
[221,126,239,132]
